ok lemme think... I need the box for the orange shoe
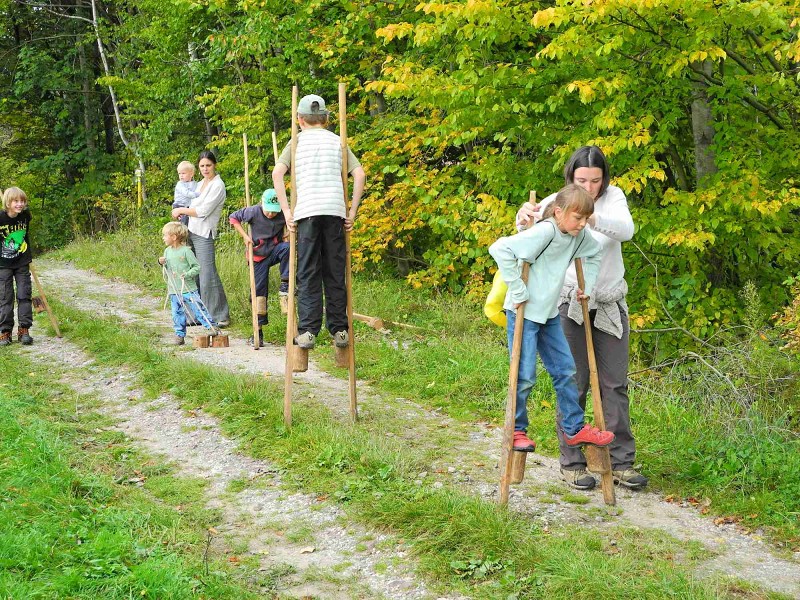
[513,430,536,452]
[564,424,615,447]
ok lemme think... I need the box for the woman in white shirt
[517,146,647,491]
[172,150,230,326]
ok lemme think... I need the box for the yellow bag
[483,270,508,328]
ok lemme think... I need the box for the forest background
[1,0,800,358]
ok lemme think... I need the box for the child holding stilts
[0,187,34,346]
[228,188,290,346]
[489,184,615,452]
[159,222,219,345]
[272,93,366,350]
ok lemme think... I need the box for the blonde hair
[162,221,189,244]
[542,184,594,220]
[177,161,195,175]
[3,187,28,212]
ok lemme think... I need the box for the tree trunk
[77,43,97,154]
[690,60,718,189]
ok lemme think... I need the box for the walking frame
[242,132,261,350]
[29,263,61,338]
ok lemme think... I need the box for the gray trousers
[556,302,636,471]
[189,232,229,324]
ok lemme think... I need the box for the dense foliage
[2,0,800,355]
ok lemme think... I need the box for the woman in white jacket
[171,150,230,326]
[517,146,647,491]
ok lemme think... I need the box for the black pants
[296,216,348,335]
[0,264,33,332]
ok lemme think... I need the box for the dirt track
[32,260,800,598]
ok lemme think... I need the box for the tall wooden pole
[575,258,616,506]
[243,133,260,350]
[283,86,299,428]
[271,131,279,164]
[339,82,358,422]
[498,190,535,505]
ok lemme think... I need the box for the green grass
[0,353,259,599]
[48,229,800,549]
[23,293,780,598]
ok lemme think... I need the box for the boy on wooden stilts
[272,94,366,350]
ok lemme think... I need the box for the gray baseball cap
[297,94,328,116]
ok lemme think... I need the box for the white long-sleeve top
[536,185,633,297]
[489,218,603,324]
[188,175,226,239]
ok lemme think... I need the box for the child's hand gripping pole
[574,258,617,506]
[498,189,535,506]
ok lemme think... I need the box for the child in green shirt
[159,222,218,345]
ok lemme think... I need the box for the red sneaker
[513,430,536,452]
[564,424,615,447]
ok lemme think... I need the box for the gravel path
[35,260,800,597]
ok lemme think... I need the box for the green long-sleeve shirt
[163,245,200,295]
[489,218,602,324]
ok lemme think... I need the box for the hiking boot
[248,330,264,347]
[564,424,615,447]
[0,331,11,346]
[560,467,596,490]
[612,468,649,489]
[17,327,33,345]
[171,335,185,346]
[294,331,315,349]
[513,430,536,452]
[333,330,349,348]
[279,281,289,296]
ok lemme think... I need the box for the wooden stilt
[575,259,617,506]
[510,452,527,485]
[498,191,537,505]
[29,264,61,337]
[283,85,299,428]
[334,345,349,368]
[243,133,260,350]
[291,346,308,373]
[498,260,531,505]
[273,129,289,317]
[339,82,358,422]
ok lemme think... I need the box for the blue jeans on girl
[170,291,216,337]
[506,310,585,436]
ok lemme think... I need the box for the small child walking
[173,161,199,227]
[229,188,290,346]
[159,222,218,345]
[272,93,366,350]
[489,184,615,453]
[0,187,34,346]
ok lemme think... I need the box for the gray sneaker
[333,330,349,348]
[612,468,648,489]
[294,331,315,349]
[560,467,596,490]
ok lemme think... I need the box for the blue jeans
[253,242,290,327]
[506,311,585,436]
[170,291,216,337]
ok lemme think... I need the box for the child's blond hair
[3,187,28,212]
[162,221,189,244]
[177,161,195,175]
[542,184,594,220]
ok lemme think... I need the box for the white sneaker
[333,330,349,348]
[294,331,315,349]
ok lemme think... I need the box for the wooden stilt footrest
[291,345,308,373]
[256,296,267,316]
[193,335,210,348]
[586,445,615,505]
[510,451,527,484]
[280,295,288,315]
[210,334,229,348]
[334,345,349,368]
